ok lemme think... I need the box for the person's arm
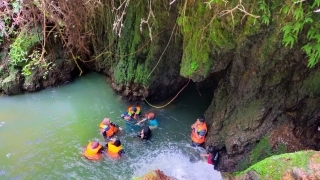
[200,153,209,157]
[111,122,123,131]
[118,149,125,156]
[191,122,197,129]
[136,118,147,125]
[133,113,139,120]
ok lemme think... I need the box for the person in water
[83,141,104,160]
[200,145,219,167]
[136,112,158,129]
[191,115,207,147]
[137,126,152,140]
[99,118,122,139]
[106,138,125,158]
[121,106,141,121]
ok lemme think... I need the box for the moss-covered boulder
[0,68,23,95]
[228,150,320,180]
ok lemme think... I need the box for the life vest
[127,106,141,117]
[107,142,123,158]
[191,123,207,144]
[99,122,118,138]
[83,142,102,160]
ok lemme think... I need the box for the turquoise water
[0,72,222,180]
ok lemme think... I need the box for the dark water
[0,72,222,180]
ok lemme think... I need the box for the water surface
[0,72,221,179]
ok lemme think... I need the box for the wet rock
[135,169,177,180]
[1,69,23,95]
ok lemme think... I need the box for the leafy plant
[258,0,271,25]
[281,0,320,67]
[8,27,41,67]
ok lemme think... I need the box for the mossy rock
[232,150,320,180]
[1,68,23,95]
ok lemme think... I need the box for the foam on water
[130,142,222,180]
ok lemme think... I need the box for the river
[0,72,222,180]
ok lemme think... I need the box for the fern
[258,1,271,26]
[281,0,320,67]
[283,35,296,48]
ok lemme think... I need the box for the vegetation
[236,136,286,171]
[1,0,319,82]
[177,0,320,79]
[234,150,317,180]
[281,0,320,67]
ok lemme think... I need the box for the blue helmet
[131,107,137,112]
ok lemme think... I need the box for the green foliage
[191,61,198,71]
[235,151,314,180]
[21,50,53,79]
[8,27,42,67]
[178,2,222,77]
[281,0,320,67]
[258,0,271,25]
[236,136,287,171]
[0,0,23,46]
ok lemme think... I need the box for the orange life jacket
[83,142,102,160]
[107,142,123,159]
[127,106,141,118]
[99,122,118,138]
[191,123,208,144]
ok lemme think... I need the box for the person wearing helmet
[136,112,158,129]
[121,106,141,121]
[99,118,122,139]
[191,115,207,147]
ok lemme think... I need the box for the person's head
[113,140,121,147]
[142,126,151,135]
[91,141,100,149]
[197,115,205,123]
[103,118,111,125]
[131,107,137,112]
[206,145,215,154]
[147,112,155,120]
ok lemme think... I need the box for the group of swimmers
[83,106,219,168]
[83,106,158,160]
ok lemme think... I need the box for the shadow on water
[0,72,222,180]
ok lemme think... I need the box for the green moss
[8,26,42,67]
[237,136,287,171]
[178,1,266,78]
[232,98,265,131]
[301,71,320,97]
[235,151,315,179]
[113,1,170,86]
[179,2,220,77]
